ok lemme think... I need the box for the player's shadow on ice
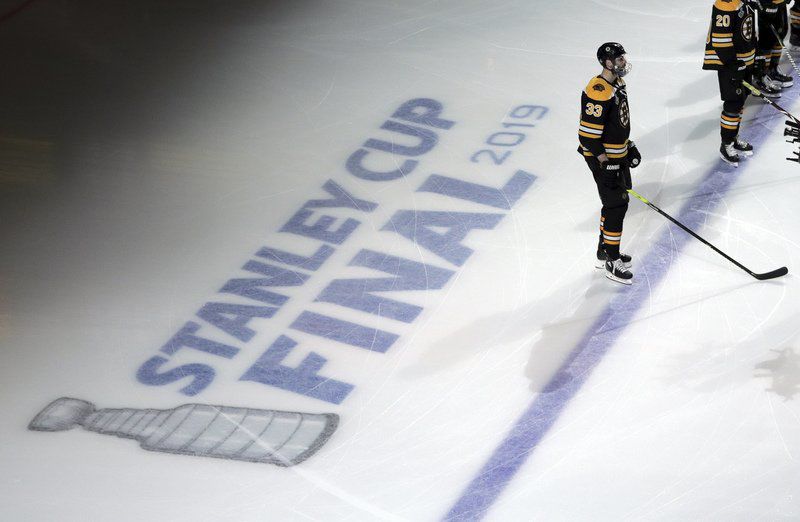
[755,347,800,401]
[398,275,613,379]
[665,75,716,108]
[402,271,759,397]
[656,314,800,402]
[633,112,719,165]
[523,280,759,393]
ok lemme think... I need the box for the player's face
[612,54,632,77]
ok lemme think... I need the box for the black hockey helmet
[597,42,626,65]
[596,42,631,77]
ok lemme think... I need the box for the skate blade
[719,154,739,167]
[605,271,633,285]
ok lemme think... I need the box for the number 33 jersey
[577,76,631,162]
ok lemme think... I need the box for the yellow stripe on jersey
[579,131,602,139]
[704,51,724,64]
[580,120,604,130]
[711,32,734,48]
[736,50,755,66]
[597,141,629,158]
[584,77,614,102]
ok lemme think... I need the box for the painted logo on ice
[132,98,547,407]
[28,398,338,466]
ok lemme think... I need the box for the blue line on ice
[443,82,796,521]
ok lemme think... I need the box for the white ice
[1,0,800,521]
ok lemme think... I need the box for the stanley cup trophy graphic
[29,398,338,466]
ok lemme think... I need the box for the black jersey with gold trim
[578,76,631,161]
[703,0,756,71]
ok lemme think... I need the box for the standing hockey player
[753,0,791,94]
[578,42,641,285]
[703,0,757,166]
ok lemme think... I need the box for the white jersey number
[585,102,603,117]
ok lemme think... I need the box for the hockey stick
[627,188,788,280]
[742,80,800,123]
[769,24,800,78]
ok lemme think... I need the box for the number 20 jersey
[702,0,756,71]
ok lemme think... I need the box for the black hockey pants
[587,158,630,261]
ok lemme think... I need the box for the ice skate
[753,75,782,98]
[595,249,631,269]
[768,67,793,88]
[733,136,753,157]
[720,142,740,166]
[605,257,633,285]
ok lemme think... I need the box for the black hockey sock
[720,110,741,143]
[601,227,622,261]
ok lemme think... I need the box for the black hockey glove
[600,160,621,173]
[599,160,622,184]
[627,141,641,168]
[729,67,745,95]
[599,160,631,190]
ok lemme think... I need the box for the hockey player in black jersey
[752,0,792,94]
[703,0,757,166]
[578,42,640,285]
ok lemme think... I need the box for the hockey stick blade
[752,266,788,281]
[627,189,789,281]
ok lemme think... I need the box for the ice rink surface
[2,0,800,520]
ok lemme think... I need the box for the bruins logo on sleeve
[741,15,754,41]
[593,83,606,92]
